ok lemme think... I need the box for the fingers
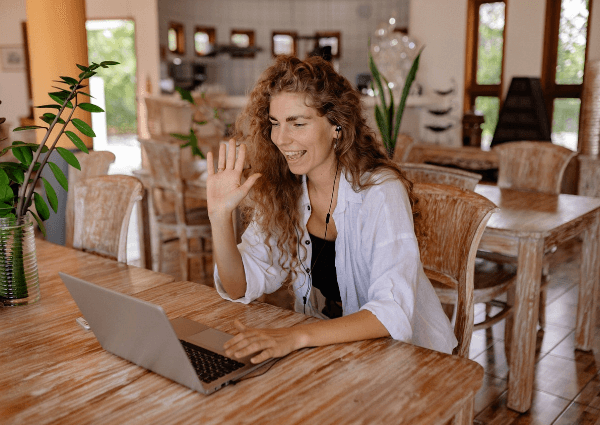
[206,151,215,175]
[217,143,226,171]
[226,139,236,170]
[234,143,246,170]
[239,173,262,196]
[233,319,247,332]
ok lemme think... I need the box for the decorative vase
[0,216,40,306]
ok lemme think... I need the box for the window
[464,1,506,149]
[272,31,297,57]
[542,0,593,151]
[231,29,255,58]
[315,31,341,59]
[168,22,185,55]
[194,26,215,56]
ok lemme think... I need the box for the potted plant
[369,47,423,159]
[0,60,118,306]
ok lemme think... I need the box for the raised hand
[206,140,261,222]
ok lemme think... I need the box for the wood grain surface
[1,240,483,425]
[474,185,600,413]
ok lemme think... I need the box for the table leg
[454,396,475,425]
[575,212,600,350]
[507,236,544,413]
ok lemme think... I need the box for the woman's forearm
[294,309,390,349]
[211,214,247,299]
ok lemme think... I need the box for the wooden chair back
[413,183,498,358]
[72,175,143,263]
[494,141,576,194]
[66,151,116,247]
[399,163,482,190]
[392,133,415,163]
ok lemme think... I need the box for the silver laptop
[59,272,271,395]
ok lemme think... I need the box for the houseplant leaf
[33,192,50,221]
[34,104,61,110]
[40,113,66,125]
[41,177,58,213]
[60,76,79,86]
[392,48,423,147]
[29,210,46,237]
[12,145,33,166]
[65,131,89,153]
[78,103,104,113]
[48,162,68,191]
[13,125,47,132]
[71,118,96,137]
[55,147,81,170]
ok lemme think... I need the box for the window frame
[168,22,185,55]
[194,26,216,57]
[541,0,594,147]
[230,29,256,58]
[463,0,507,113]
[315,31,342,59]
[271,31,298,57]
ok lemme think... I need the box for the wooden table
[475,185,600,413]
[1,239,484,425]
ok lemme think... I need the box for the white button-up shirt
[215,170,458,354]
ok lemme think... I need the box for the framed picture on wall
[1,45,25,72]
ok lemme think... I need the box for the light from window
[168,28,177,52]
[274,34,294,55]
[232,33,250,48]
[552,98,581,150]
[475,96,500,150]
[195,32,210,55]
[319,37,338,56]
[556,0,590,85]
[476,2,505,85]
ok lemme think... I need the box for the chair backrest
[139,138,184,192]
[66,151,116,247]
[494,141,576,194]
[72,175,143,263]
[392,133,415,163]
[399,163,482,190]
[413,183,498,358]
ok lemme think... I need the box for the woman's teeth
[285,150,306,160]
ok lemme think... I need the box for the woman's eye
[294,123,306,127]
[270,122,279,127]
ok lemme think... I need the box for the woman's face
[269,92,338,179]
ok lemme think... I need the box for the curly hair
[234,55,416,290]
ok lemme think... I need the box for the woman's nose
[273,126,290,146]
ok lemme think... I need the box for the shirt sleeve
[214,220,286,304]
[357,178,422,342]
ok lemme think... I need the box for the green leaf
[100,60,120,66]
[393,47,423,151]
[76,64,88,72]
[1,143,47,156]
[368,53,388,113]
[79,71,96,80]
[375,105,390,152]
[175,87,195,104]
[0,168,9,186]
[34,104,61,110]
[48,162,68,191]
[5,168,24,184]
[41,177,58,213]
[33,192,50,221]
[71,118,96,137]
[170,132,191,141]
[56,147,81,170]
[13,125,47,132]
[78,103,104,113]
[193,120,208,126]
[29,210,46,237]
[12,144,33,166]
[49,92,73,109]
[0,202,15,218]
[65,131,89,153]
[77,91,94,99]
[60,76,79,85]
[40,113,66,126]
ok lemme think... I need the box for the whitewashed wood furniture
[475,185,600,412]
[406,143,499,172]
[65,150,116,248]
[72,175,143,263]
[399,163,482,190]
[391,133,416,163]
[482,141,577,329]
[413,183,497,358]
[139,138,212,280]
[0,239,484,425]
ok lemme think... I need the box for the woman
[206,55,456,364]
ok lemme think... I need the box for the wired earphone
[298,124,341,312]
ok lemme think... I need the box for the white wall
[158,0,409,96]
[0,0,160,139]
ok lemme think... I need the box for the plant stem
[17,79,83,219]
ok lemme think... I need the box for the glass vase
[0,216,40,306]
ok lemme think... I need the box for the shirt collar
[300,170,363,214]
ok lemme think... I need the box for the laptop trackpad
[187,328,235,355]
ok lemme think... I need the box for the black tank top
[309,232,342,318]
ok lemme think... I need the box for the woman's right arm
[206,141,262,300]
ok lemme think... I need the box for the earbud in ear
[336,125,342,132]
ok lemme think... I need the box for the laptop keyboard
[180,339,245,383]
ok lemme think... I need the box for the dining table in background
[1,239,484,425]
[475,185,600,413]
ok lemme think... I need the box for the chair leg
[178,233,190,282]
[538,274,549,330]
[504,286,515,367]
